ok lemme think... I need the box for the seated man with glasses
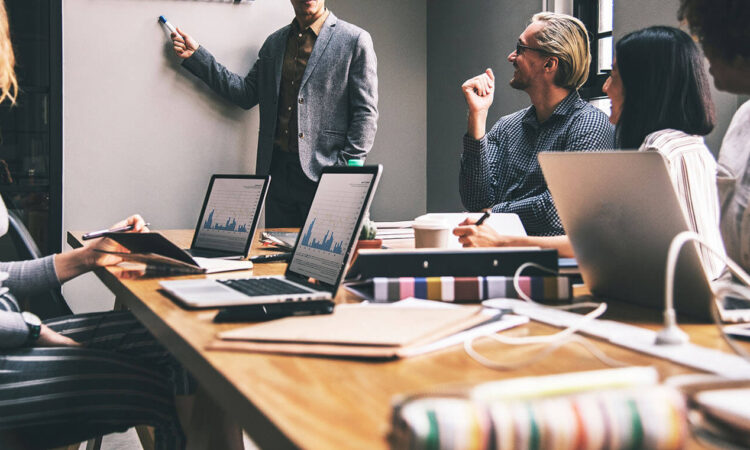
[459,12,615,236]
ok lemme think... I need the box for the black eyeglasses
[515,41,551,56]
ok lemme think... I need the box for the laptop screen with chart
[159,166,381,308]
[287,169,379,286]
[189,175,270,258]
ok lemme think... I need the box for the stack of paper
[209,299,527,359]
[375,221,414,240]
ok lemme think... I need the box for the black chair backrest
[0,209,72,318]
[7,210,42,259]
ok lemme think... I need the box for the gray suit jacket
[182,12,378,181]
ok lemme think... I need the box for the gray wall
[61,0,426,311]
[327,0,427,221]
[614,0,739,156]
[425,0,743,213]
[426,0,540,212]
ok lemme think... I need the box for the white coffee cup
[412,219,451,248]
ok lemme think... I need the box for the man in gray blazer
[172,0,378,226]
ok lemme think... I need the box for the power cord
[465,262,629,370]
[466,232,750,371]
[662,231,750,362]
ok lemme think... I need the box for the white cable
[487,303,607,345]
[511,262,600,310]
[466,261,624,370]
[712,282,750,361]
[464,333,630,370]
[467,232,750,371]
[662,231,750,362]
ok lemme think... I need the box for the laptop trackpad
[163,281,247,304]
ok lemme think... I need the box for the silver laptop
[539,151,714,320]
[185,174,270,259]
[160,165,382,308]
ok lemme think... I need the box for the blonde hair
[0,0,17,105]
[531,12,591,90]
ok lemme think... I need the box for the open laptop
[538,151,714,320]
[185,175,270,259]
[160,165,382,308]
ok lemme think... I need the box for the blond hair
[531,12,591,90]
[0,0,17,105]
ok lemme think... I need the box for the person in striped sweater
[0,2,242,448]
[454,26,725,280]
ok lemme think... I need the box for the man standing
[460,12,614,236]
[171,0,378,227]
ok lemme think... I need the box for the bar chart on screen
[300,219,346,254]
[288,173,373,284]
[193,178,266,251]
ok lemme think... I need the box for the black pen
[249,252,292,263]
[475,210,491,226]
[82,222,151,240]
[213,300,335,323]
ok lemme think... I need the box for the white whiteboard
[61,0,293,311]
[62,0,292,233]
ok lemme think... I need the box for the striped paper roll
[391,386,687,450]
[372,276,571,303]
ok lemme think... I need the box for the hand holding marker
[159,15,199,59]
[158,15,177,34]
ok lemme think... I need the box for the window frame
[574,0,612,100]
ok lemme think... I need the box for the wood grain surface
[68,229,742,449]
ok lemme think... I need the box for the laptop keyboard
[218,278,311,296]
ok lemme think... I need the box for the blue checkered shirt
[459,91,615,236]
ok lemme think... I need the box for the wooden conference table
[67,229,739,449]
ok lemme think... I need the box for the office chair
[0,209,73,318]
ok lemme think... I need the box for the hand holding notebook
[99,232,252,274]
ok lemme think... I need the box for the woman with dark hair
[454,26,725,279]
[610,26,715,148]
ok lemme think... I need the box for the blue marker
[158,15,177,35]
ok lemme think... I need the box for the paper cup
[412,220,451,248]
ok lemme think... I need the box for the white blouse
[640,128,726,280]
[717,100,750,274]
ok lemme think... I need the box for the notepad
[210,302,509,359]
[100,232,252,274]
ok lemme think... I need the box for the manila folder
[210,304,490,359]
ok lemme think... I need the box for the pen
[475,210,491,226]
[213,300,335,323]
[261,232,293,247]
[82,222,151,241]
[249,252,292,263]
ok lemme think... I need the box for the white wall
[62,0,292,311]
